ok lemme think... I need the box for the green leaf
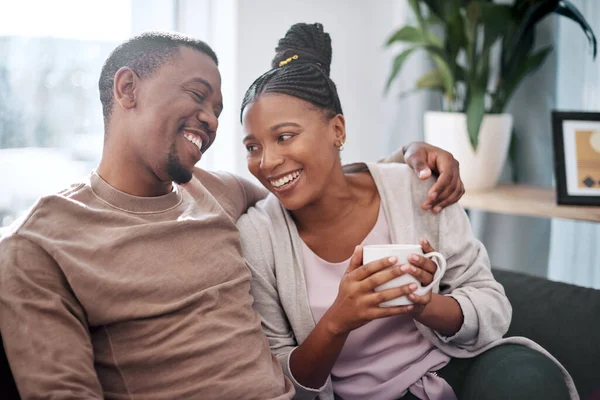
[479,4,513,49]
[464,3,479,74]
[501,45,553,110]
[425,12,444,27]
[421,45,456,101]
[475,47,491,87]
[385,48,417,93]
[466,87,486,150]
[504,0,557,62]
[426,31,444,47]
[556,1,597,58]
[446,9,467,62]
[386,26,425,46]
[416,68,445,89]
[408,0,427,32]
[432,57,456,104]
[407,0,443,47]
[422,0,462,20]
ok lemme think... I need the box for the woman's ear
[331,114,346,146]
[113,67,138,111]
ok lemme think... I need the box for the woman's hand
[402,142,465,213]
[401,238,464,336]
[323,245,416,336]
[401,238,439,315]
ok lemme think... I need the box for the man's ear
[331,114,346,146]
[113,67,138,111]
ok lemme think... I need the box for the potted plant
[385,0,597,189]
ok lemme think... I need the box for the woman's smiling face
[242,93,345,210]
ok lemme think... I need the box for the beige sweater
[237,163,578,400]
[0,169,293,399]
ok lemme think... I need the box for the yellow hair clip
[279,54,299,67]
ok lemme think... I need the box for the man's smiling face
[130,46,223,184]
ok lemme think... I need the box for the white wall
[236,0,406,167]
[181,0,407,177]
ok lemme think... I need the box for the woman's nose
[260,147,284,171]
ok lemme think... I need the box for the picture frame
[551,111,600,206]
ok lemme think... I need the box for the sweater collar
[90,171,182,213]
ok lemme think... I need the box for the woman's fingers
[407,292,430,305]
[362,263,403,289]
[350,255,398,282]
[369,304,415,319]
[367,283,417,305]
[420,237,435,253]
[407,253,438,275]
[401,262,434,286]
[344,245,364,274]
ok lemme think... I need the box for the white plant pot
[424,111,513,190]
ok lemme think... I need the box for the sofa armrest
[492,268,600,399]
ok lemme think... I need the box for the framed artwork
[551,111,600,206]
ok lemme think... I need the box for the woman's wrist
[321,310,349,338]
[413,293,463,336]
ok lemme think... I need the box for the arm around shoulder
[233,174,269,217]
[0,234,103,398]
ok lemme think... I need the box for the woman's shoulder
[237,194,297,277]
[237,193,291,249]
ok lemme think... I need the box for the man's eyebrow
[242,134,255,142]
[270,122,302,131]
[184,77,213,94]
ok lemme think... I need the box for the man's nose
[196,108,218,132]
[260,147,284,171]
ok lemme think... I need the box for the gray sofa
[493,268,600,399]
[1,269,599,399]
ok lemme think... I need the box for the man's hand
[403,142,464,213]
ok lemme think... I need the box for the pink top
[300,206,455,400]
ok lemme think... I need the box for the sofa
[1,269,599,399]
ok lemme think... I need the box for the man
[0,32,463,399]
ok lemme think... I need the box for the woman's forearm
[289,312,349,390]
[413,293,463,337]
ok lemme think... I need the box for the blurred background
[0,0,598,288]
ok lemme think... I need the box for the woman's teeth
[270,169,303,188]
[183,132,203,151]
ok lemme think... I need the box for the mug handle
[414,251,447,296]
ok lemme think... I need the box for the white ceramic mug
[362,244,446,307]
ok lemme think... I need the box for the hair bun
[271,22,332,76]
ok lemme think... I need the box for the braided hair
[240,23,343,122]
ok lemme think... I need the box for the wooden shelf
[459,184,600,223]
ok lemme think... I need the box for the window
[0,0,177,229]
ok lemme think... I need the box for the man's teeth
[183,132,203,151]
[270,169,303,188]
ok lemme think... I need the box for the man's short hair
[98,31,218,124]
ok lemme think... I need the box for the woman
[237,23,574,400]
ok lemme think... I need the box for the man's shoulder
[191,167,242,196]
[1,176,92,241]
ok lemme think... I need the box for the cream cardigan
[237,163,577,400]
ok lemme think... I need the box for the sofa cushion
[493,268,600,399]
